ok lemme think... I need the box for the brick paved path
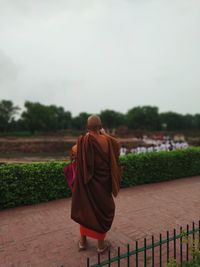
[0,176,200,267]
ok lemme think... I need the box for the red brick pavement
[0,176,200,267]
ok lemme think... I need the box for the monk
[71,115,122,253]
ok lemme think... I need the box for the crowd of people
[120,141,189,155]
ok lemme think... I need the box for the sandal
[78,240,87,251]
[97,240,111,254]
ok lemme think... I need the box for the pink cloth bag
[64,161,76,191]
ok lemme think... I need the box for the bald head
[87,115,102,132]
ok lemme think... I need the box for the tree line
[0,99,200,133]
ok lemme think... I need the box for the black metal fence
[87,221,200,267]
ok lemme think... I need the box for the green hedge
[0,148,200,209]
[120,147,200,187]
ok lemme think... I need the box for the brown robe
[71,133,121,233]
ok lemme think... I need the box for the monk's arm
[70,144,77,161]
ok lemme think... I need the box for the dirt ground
[0,135,139,143]
[0,135,141,163]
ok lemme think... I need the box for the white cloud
[0,0,199,115]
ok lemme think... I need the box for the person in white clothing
[120,145,127,156]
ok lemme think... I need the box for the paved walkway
[0,176,200,267]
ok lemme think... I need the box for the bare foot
[97,240,111,254]
[78,240,87,251]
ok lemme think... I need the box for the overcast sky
[0,0,199,116]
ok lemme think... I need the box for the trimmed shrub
[0,148,200,209]
[0,161,70,209]
[120,147,200,187]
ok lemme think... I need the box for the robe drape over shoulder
[71,133,122,233]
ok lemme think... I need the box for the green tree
[183,114,196,130]
[100,109,125,129]
[72,112,90,130]
[160,112,185,131]
[126,106,161,130]
[0,100,20,132]
[21,101,71,133]
[46,105,72,130]
[194,114,200,130]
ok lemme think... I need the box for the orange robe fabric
[80,225,106,240]
[71,132,122,239]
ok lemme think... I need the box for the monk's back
[71,115,121,244]
[91,133,109,154]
